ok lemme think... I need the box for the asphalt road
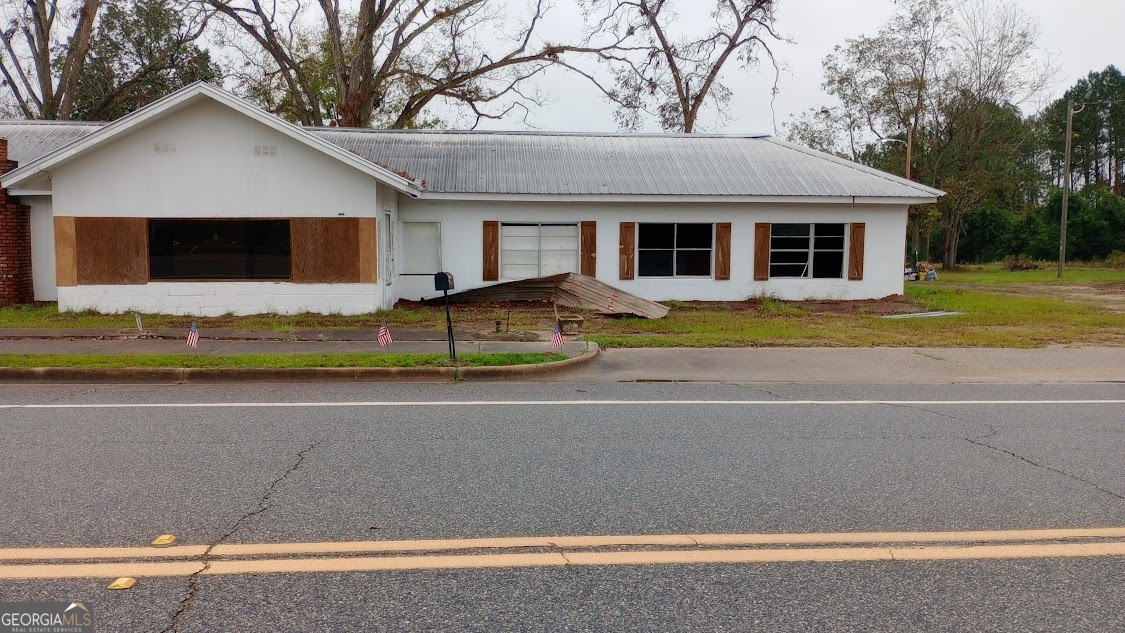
[0,381,1122,632]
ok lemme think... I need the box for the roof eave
[1,82,423,196]
[411,192,940,204]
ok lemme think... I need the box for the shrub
[1002,256,1041,271]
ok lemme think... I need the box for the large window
[402,222,441,275]
[148,219,291,280]
[768,223,845,278]
[500,223,578,279]
[638,223,713,277]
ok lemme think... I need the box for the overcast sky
[465,0,1123,135]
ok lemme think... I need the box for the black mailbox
[434,272,454,291]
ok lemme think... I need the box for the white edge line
[3,400,1123,409]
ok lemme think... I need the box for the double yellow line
[2,528,1124,580]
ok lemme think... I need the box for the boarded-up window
[73,217,148,285]
[290,218,362,283]
[500,223,579,279]
[403,222,441,275]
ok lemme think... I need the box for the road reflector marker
[106,577,136,589]
[151,535,176,547]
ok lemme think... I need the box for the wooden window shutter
[619,222,635,280]
[715,222,732,280]
[753,223,771,280]
[482,220,500,281]
[848,222,866,280]
[580,221,597,277]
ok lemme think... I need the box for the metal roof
[309,129,942,198]
[0,121,943,199]
[0,121,101,166]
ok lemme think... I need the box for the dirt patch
[799,296,921,315]
[948,282,1125,313]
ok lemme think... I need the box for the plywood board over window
[54,216,77,287]
[74,217,148,284]
[291,218,362,283]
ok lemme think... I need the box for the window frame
[767,223,847,280]
[401,221,443,276]
[499,222,580,280]
[147,218,293,282]
[636,222,715,279]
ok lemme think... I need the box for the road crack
[963,433,1124,501]
[162,440,323,633]
[732,383,790,400]
[884,402,1123,503]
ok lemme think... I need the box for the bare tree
[571,0,783,132]
[0,0,101,119]
[792,0,1054,268]
[204,0,582,128]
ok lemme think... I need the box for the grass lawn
[0,352,568,369]
[1,265,1121,349]
[581,284,1123,348]
[938,263,1125,285]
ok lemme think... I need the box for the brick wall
[0,138,33,304]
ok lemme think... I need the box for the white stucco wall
[49,99,379,218]
[57,283,383,316]
[395,199,908,302]
[27,196,56,301]
[26,98,396,315]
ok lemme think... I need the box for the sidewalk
[555,347,1125,383]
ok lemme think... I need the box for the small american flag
[378,320,393,347]
[185,320,199,348]
[549,320,564,349]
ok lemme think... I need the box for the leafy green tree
[69,0,219,120]
[930,98,1043,266]
[1039,66,1125,195]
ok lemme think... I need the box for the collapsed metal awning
[427,273,670,319]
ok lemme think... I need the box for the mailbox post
[434,272,456,359]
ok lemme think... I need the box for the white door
[382,211,395,309]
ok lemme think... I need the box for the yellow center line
[2,541,1124,580]
[2,527,1124,562]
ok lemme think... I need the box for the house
[0,82,943,316]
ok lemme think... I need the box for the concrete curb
[0,343,600,384]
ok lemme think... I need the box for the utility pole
[1059,98,1074,278]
